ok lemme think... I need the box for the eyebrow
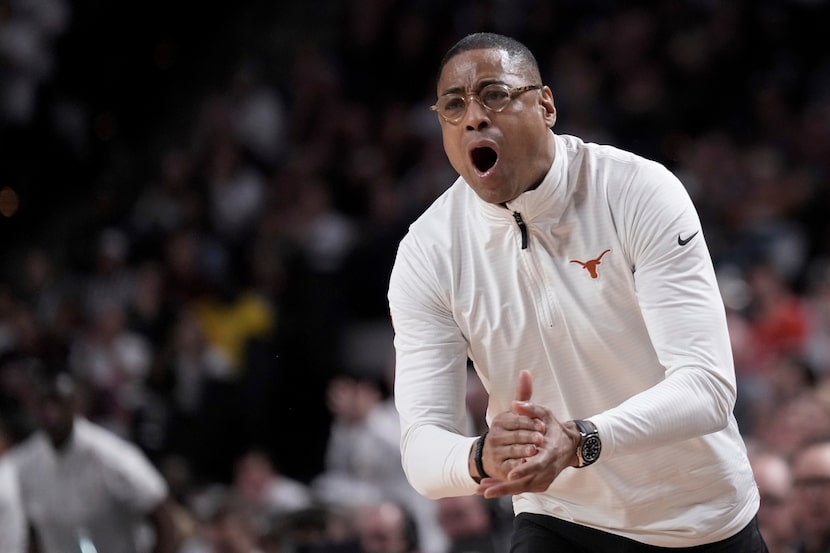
[438,79,505,97]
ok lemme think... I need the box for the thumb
[514,369,533,403]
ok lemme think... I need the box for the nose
[463,96,490,130]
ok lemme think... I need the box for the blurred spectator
[145,309,253,481]
[17,246,67,331]
[744,353,820,441]
[0,291,63,365]
[285,178,358,276]
[126,259,176,348]
[730,258,813,438]
[436,495,507,553]
[67,299,153,436]
[313,373,399,503]
[9,370,179,553]
[228,59,288,169]
[185,269,277,475]
[749,449,798,553]
[9,247,76,368]
[270,504,357,553]
[354,501,420,553]
[0,415,25,553]
[162,229,218,309]
[189,269,274,381]
[0,0,70,125]
[184,500,265,553]
[164,309,222,419]
[312,371,448,553]
[230,448,314,520]
[790,438,830,553]
[203,133,268,246]
[753,392,830,459]
[129,146,200,253]
[147,308,236,481]
[745,260,810,370]
[768,355,819,405]
[82,227,137,317]
[803,261,830,376]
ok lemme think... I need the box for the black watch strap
[474,431,489,479]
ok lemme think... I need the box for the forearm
[610,169,737,458]
[401,423,480,498]
[392,312,475,497]
[593,364,735,459]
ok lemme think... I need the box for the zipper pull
[512,211,528,250]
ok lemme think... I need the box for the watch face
[581,435,602,464]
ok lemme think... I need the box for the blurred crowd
[1,0,830,552]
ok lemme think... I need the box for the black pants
[511,513,769,553]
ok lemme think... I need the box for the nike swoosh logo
[677,231,699,246]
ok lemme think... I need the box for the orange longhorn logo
[570,249,611,279]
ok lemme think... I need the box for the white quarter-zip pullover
[388,132,759,547]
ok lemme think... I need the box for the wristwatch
[574,419,601,468]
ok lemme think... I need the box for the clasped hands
[473,370,580,498]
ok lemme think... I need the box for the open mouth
[471,147,498,174]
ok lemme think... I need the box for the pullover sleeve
[592,159,737,459]
[388,234,480,499]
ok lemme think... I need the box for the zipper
[506,208,555,326]
[512,211,528,249]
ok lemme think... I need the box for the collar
[37,418,81,458]
[477,131,569,226]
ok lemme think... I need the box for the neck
[48,425,74,452]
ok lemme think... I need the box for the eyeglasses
[431,83,543,124]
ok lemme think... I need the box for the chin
[471,186,509,205]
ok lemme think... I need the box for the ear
[539,86,557,129]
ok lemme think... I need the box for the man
[354,501,420,553]
[10,371,178,553]
[790,438,830,553]
[313,372,448,553]
[750,449,797,553]
[309,501,421,553]
[436,495,505,553]
[387,32,765,552]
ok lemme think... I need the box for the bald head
[752,452,792,500]
[791,439,830,546]
[356,502,418,553]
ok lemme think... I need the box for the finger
[481,474,537,498]
[500,443,539,460]
[511,403,550,434]
[476,476,513,496]
[496,429,544,449]
[514,369,533,403]
[506,455,548,480]
[475,477,502,495]
[493,415,544,433]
